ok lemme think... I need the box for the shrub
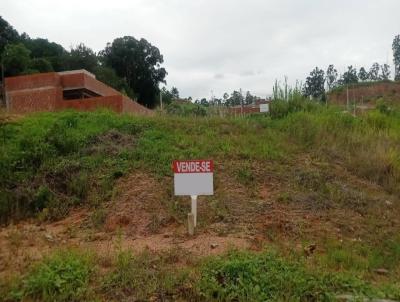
[102,249,190,300]
[269,98,321,119]
[165,101,207,116]
[198,250,396,301]
[11,250,93,302]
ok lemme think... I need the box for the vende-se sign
[173,160,214,196]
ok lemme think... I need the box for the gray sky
[1,0,399,99]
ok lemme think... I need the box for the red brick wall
[84,74,120,96]
[60,73,85,90]
[5,71,154,116]
[57,95,123,113]
[227,107,261,115]
[7,87,62,114]
[5,73,61,91]
[122,96,154,115]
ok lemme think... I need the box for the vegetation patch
[197,250,400,301]
[5,249,94,302]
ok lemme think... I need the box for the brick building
[4,70,153,115]
[227,99,271,115]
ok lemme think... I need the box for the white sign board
[260,103,269,113]
[173,160,214,196]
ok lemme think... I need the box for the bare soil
[1,158,399,279]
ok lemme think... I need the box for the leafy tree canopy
[0,16,19,56]
[358,67,368,82]
[30,57,53,73]
[380,64,391,80]
[3,43,31,76]
[326,64,338,91]
[66,43,98,73]
[303,67,325,100]
[101,36,167,108]
[368,63,380,81]
[339,65,358,85]
[94,65,134,98]
[393,35,400,81]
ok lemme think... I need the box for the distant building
[4,70,152,115]
[228,99,271,115]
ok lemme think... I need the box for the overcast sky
[1,0,399,99]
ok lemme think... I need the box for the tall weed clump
[270,78,321,119]
[278,107,400,194]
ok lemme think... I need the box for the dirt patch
[328,81,400,106]
[1,163,398,280]
[103,172,171,236]
[85,129,136,155]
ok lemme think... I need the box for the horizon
[0,0,399,99]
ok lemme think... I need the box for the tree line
[0,16,167,108]
[302,35,400,101]
[161,86,263,108]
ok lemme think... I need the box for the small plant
[376,99,392,115]
[11,249,94,302]
[101,248,191,300]
[235,164,254,185]
[165,101,207,116]
[90,207,107,229]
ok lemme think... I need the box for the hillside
[0,105,400,301]
[328,81,400,107]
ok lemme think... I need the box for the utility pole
[160,90,163,111]
[346,85,349,111]
[1,58,6,110]
[240,88,243,116]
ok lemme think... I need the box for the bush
[102,249,190,300]
[376,99,393,115]
[198,250,396,301]
[10,250,93,302]
[269,98,321,119]
[165,101,207,116]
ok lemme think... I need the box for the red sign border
[172,160,214,174]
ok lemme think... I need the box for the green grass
[197,249,400,301]
[0,104,399,224]
[101,248,193,301]
[5,249,94,302]
[3,247,399,302]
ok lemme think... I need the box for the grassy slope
[0,106,400,301]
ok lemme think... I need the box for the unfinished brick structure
[4,70,153,115]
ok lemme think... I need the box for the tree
[358,67,369,82]
[66,43,98,73]
[303,67,325,99]
[338,65,358,85]
[368,63,380,81]
[245,91,256,105]
[222,92,229,105]
[101,36,167,108]
[30,58,53,73]
[94,65,134,98]
[21,36,66,71]
[226,90,243,107]
[326,64,338,91]
[380,64,391,80]
[3,43,31,76]
[0,16,20,84]
[170,87,179,99]
[0,16,19,56]
[393,35,400,81]
[200,98,209,106]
